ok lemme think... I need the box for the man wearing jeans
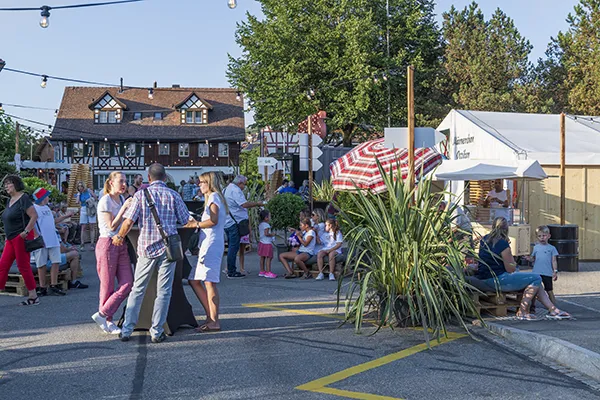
[223,175,264,278]
[113,163,193,343]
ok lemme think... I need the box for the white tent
[434,159,547,181]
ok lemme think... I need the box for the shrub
[313,180,335,202]
[266,193,306,231]
[22,176,66,204]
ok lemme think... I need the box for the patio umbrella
[330,138,443,194]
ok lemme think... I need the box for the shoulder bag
[143,189,184,262]
[229,212,250,237]
[19,198,45,252]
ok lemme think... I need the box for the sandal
[546,309,572,320]
[516,312,537,321]
[303,272,313,279]
[20,297,40,306]
[195,324,221,333]
[284,274,297,279]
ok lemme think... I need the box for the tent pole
[560,113,566,225]
[407,66,415,192]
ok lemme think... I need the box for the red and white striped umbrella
[330,138,442,194]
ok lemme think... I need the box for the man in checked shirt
[113,163,197,343]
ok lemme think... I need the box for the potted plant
[337,162,479,345]
[266,193,306,256]
[312,180,334,210]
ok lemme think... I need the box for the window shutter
[66,142,72,157]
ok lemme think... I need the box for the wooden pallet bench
[2,268,71,296]
[472,291,523,317]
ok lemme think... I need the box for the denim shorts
[482,272,542,292]
[296,251,312,257]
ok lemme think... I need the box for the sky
[0,0,579,132]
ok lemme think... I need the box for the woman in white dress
[188,171,228,332]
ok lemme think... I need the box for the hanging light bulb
[382,73,388,82]
[40,6,50,29]
[104,137,108,142]
[157,140,160,145]
[148,88,154,100]
[309,88,315,97]
[0,103,3,111]
[236,91,241,101]
[54,109,58,117]
[228,0,237,9]
[41,75,48,88]
[306,91,312,100]
[373,76,379,84]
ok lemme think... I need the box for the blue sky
[0,0,579,130]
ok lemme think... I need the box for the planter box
[313,201,330,211]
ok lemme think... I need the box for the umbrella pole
[560,112,566,225]
[407,66,415,193]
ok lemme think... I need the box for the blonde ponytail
[103,171,125,196]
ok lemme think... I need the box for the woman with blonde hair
[477,217,571,320]
[188,171,229,332]
[91,172,134,334]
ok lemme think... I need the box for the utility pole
[308,116,314,211]
[386,0,391,128]
[407,66,415,192]
[560,113,566,225]
[15,121,20,155]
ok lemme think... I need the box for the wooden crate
[471,291,523,317]
[1,268,71,296]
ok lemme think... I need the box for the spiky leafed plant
[312,179,335,202]
[337,161,479,345]
[243,179,265,247]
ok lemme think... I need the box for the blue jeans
[482,272,542,292]
[121,253,176,339]
[224,224,240,275]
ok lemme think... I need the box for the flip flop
[516,313,537,321]
[195,324,221,333]
[546,310,572,320]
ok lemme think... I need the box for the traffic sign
[384,127,446,149]
[257,157,279,167]
[299,158,323,172]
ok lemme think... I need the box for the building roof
[52,87,245,142]
[438,110,600,165]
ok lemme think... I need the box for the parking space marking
[243,300,466,399]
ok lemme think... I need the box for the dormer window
[154,112,163,121]
[176,93,212,124]
[91,93,125,124]
[133,112,142,120]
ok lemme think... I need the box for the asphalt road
[1,251,598,400]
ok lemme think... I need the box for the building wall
[528,165,600,260]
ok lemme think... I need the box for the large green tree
[0,113,38,162]
[441,2,534,111]
[228,0,444,146]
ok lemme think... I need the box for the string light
[0,103,2,110]
[54,109,58,117]
[236,91,241,101]
[148,88,154,99]
[104,137,108,141]
[40,75,48,88]
[39,6,50,28]
[227,0,237,9]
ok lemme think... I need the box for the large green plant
[266,193,306,231]
[313,180,335,202]
[243,178,265,245]
[337,164,479,344]
[22,176,66,204]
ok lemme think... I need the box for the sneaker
[264,272,278,279]
[227,272,246,279]
[151,332,167,343]
[92,312,109,332]
[68,280,89,289]
[329,273,336,281]
[36,287,48,297]
[258,271,267,277]
[106,321,121,335]
[316,272,325,281]
[119,332,130,342]
[48,285,66,296]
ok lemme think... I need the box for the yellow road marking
[243,302,346,320]
[243,300,339,307]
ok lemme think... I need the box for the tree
[441,2,533,112]
[0,112,39,162]
[228,0,444,146]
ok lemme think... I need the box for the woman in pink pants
[92,172,134,334]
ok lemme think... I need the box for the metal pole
[560,113,566,225]
[308,116,314,212]
[262,131,268,193]
[386,0,391,128]
[15,121,20,155]
[407,66,415,191]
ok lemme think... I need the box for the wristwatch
[116,235,124,240]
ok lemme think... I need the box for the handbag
[19,199,45,252]
[85,194,98,217]
[142,189,184,262]
[229,213,250,237]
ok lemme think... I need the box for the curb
[485,322,600,383]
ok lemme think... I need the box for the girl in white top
[188,171,228,333]
[316,219,344,281]
[311,208,328,253]
[92,172,134,335]
[257,210,277,278]
[279,218,315,279]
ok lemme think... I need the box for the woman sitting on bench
[478,217,571,321]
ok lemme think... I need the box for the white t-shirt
[324,231,344,254]
[34,204,60,248]
[298,229,316,255]
[224,183,248,229]
[487,189,508,207]
[97,194,124,237]
[259,222,274,245]
[313,222,328,252]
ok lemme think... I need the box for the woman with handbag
[75,181,98,252]
[0,175,40,305]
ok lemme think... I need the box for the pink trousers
[96,237,133,320]
[0,232,36,291]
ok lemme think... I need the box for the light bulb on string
[0,103,3,111]
[306,91,312,100]
[236,91,241,101]
[41,75,48,88]
[39,6,50,28]
[104,137,108,142]
[148,88,154,100]
[228,0,237,9]
[54,109,58,117]
[373,76,379,84]
[382,73,388,81]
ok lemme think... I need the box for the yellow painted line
[296,332,466,399]
[243,303,346,320]
[243,300,338,307]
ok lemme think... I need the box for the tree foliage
[0,113,39,163]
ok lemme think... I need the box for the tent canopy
[433,159,547,181]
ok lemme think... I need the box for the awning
[433,159,547,181]
[12,160,73,170]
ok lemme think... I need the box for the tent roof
[439,110,600,165]
[433,159,547,181]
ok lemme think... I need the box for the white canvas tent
[437,110,600,260]
[433,159,547,181]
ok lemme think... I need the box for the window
[198,143,209,157]
[195,111,202,124]
[179,143,190,157]
[113,143,120,156]
[98,110,117,124]
[186,111,193,124]
[159,143,170,155]
[96,174,109,191]
[125,143,136,157]
[54,146,61,161]
[183,110,205,124]
[154,112,162,121]
[99,143,110,157]
[133,112,142,120]
[218,143,229,157]
[73,143,84,157]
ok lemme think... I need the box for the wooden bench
[2,268,71,296]
[292,251,348,279]
[471,291,523,317]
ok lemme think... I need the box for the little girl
[258,210,277,279]
[316,219,343,281]
[279,218,316,279]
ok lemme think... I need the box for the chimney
[153,81,158,88]
[172,84,180,88]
